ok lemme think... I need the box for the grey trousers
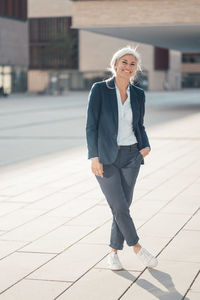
[96,144,143,250]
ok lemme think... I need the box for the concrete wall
[168,50,182,90]
[73,0,200,27]
[182,63,200,73]
[28,70,49,92]
[28,0,72,18]
[0,17,28,66]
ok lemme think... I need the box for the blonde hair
[109,45,142,83]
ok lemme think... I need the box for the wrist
[144,147,150,152]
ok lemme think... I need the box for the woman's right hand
[91,157,103,178]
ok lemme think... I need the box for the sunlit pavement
[0,89,199,299]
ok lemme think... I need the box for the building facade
[0,0,28,94]
[182,53,200,88]
[28,0,200,92]
[71,0,200,90]
[28,0,79,93]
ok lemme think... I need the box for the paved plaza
[0,89,199,299]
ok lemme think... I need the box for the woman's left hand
[139,147,151,158]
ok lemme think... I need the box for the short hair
[109,45,142,83]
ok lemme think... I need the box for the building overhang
[71,0,200,52]
[75,24,200,52]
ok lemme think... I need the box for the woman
[86,46,158,270]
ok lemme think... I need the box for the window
[29,17,78,69]
[0,0,27,20]
[182,53,200,63]
[154,47,169,70]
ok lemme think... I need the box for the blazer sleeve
[138,91,151,150]
[86,83,101,159]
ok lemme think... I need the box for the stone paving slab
[19,225,94,253]
[56,269,140,300]
[27,243,108,282]
[1,215,69,242]
[0,252,55,294]
[0,279,71,300]
[0,240,27,260]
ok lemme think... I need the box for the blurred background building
[71,0,200,91]
[0,0,199,94]
[28,0,79,94]
[0,0,28,94]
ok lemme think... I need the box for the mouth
[123,70,131,74]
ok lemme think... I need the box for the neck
[115,76,130,91]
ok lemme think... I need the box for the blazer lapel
[130,85,140,130]
[106,77,140,132]
[106,77,118,131]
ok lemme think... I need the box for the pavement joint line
[0,163,92,189]
[0,152,87,174]
[154,259,200,264]
[1,173,88,193]
[53,252,111,300]
[136,176,200,232]
[182,270,200,300]
[0,183,96,220]
[137,143,195,185]
[0,188,96,242]
[135,154,200,201]
[0,220,112,295]
[94,267,142,272]
[183,270,200,299]
[16,250,59,255]
[0,165,90,192]
[2,136,199,140]
[0,200,111,261]
[24,278,74,283]
[0,151,87,182]
[0,200,29,204]
[149,137,200,140]
[117,206,200,300]
[183,229,200,232]
[0,115,85,131]
[21,184,97,214]
[0,136,85,140]
[0,102,86,117]
[0,239,30,243]
[0,175,94,206]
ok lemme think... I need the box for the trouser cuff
[109,243,123,250]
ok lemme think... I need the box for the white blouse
[116,85,137,146]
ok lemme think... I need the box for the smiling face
[114,54,137,80]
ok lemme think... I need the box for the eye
[122,61,127,64]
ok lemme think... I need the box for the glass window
[182,53,200,63]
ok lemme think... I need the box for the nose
[126,64,134,71]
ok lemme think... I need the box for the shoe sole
[107,264,123,271]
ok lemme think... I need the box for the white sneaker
[107,252,123,270]
[136,248,158,268]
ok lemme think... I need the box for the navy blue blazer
[86,76,151,165]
